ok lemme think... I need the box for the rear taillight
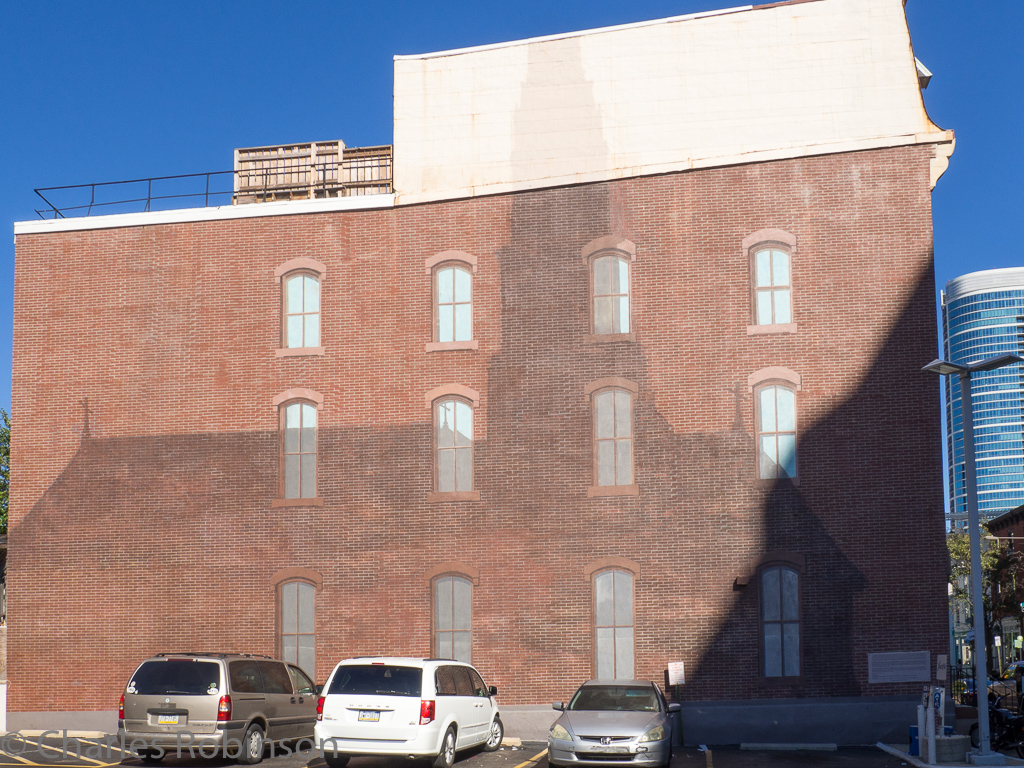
[317,696,326,721]
[118,693,125,721]
[217,694,232,722]
[420,699,435,725]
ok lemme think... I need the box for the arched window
[760,565,800,677]
[592,255,630,335]
[752,246,792,326]
[594,569,634,679]
[594,389,633,486]
[435,264,473,343]
[436,398,473,492]
[280,580,316,676]
[434,575,473,662]
[756,385,796,479]
[283,272,321,348]
[282,401,318,498]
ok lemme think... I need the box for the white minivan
[314,657,503,768]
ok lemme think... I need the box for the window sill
[585,332,637,344]
[271,497,324,507]
[425,340,479,352]
[758,476,800,487]
[276,347,326,357]
[427,491,481,502]
[587,484,639,497]
[746,324,797,335]
[759,675,804,688]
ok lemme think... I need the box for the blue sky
[0,0,1021,423]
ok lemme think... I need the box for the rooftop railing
[34,141,393,219]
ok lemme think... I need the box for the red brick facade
[10,145,947,720]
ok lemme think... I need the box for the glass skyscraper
[943,268,1024,529]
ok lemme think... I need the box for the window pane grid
[284,273,320,347]
[436,266,473,343]
[435,576,472,663]
[595,570,634,680]
[761,566,799,678]
[595,390,633,486]
[757,386,796,479]
[436,399,473,492]
[283,402,317,498]
[281,581,315,676]
[753,249,791,325]
[593,256,630,334]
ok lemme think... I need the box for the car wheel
[323,753,350,768]
[969,723,980,750]
[484,718,503,751]
[433,726,457,768]
[237,723,265,765]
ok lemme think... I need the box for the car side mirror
[315,684,324,695]
[489,685,498,697]
[552,702,565,711]
[667,703,681,713]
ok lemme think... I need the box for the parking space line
[1,734,124,767]
[509,748,548,768]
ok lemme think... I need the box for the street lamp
[925,352,1024,764]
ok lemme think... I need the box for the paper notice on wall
[667,662,685,686]
[868,651,931,683]
[936,654,948,682]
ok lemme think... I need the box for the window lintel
[735,550,805,586]
[582,236,637,264]
[425,251,478,275]
[271,567,323,589]
[748,367,801,393]
[423,562,480,586]
[426,384,480,408]
[742,229,797,252]
[275,258,327,280]
[272,388,324,409]
[584,377,638,400]
[584,556,641,578]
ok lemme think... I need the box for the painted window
[753,247,791,325]
[436,399,473,492]
[757,385,796,479]
[592,255,630,335]
[282,401,317,498]
[280,580,315,676]
[761,566,800,677]
[594,569,634,679]
[435,265,473,343]
[283,272,320,348]
[434,575,472,662]
[594,389,633,486]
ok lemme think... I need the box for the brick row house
[9,0,954,743]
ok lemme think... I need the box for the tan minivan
[117,653,319,764]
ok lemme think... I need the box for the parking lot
[0,733,919,768]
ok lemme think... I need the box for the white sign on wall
[868,651,931,684]
[667,662,685,686]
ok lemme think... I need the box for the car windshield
[328,665,422,697]
[128,660,221,696]
[568,685,659,712]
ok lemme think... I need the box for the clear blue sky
[0,0,1021,422]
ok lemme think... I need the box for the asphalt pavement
[0,733,926,768]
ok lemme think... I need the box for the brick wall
[9,144,947,713]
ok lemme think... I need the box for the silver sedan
[548,680,680,768]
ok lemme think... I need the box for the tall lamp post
[925,352,1024,764]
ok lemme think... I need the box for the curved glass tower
[943,268,1024,529]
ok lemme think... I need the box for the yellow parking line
[510,748,548,768]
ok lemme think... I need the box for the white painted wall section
[393,0,952,204]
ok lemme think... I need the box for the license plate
[157,715,180,725]
[591,747,629,754]
[358,710,380,722]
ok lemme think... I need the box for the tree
[0,408,8,535]
[949,527,1024,673]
